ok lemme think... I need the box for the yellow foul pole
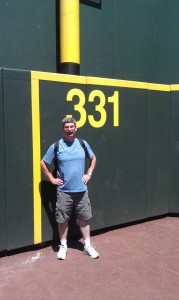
[60,0,80,74]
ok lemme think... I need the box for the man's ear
[75,127,77,132]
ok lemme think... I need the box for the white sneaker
[57,245,67,260]
[83,244,99,259]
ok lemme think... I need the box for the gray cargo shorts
[55,190,92,223]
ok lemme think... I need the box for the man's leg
[57,220,68,260]
[79,219,90,240]
[56,191,73,259]
[79,219,99,259]
[58,220,69,241]
[76,191,99,258]
[57,220,68,259]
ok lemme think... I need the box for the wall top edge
[31,71,171,92]
[170,84,179,91]
[1,68,176,92]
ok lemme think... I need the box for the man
[40,117,99,260]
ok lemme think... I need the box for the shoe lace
[86,244,97,254]
[59,245,67,251]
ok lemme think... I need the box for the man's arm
[87,154,96,176]
[40,159,63,185]
[82,154,96,184]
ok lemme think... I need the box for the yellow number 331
[66,88,119,128]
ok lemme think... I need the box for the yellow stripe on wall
[87,76,170,91]
[148,83,170,92]
[31,75,42,244]
[31,70,86,84]
[31,71,171,92]
[171,84,179,91]
[87,76,148,89]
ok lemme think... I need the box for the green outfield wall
[1,68,178,252]
[1,0,179,253]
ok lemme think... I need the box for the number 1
[108,91,119,126]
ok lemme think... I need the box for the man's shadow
[40,180,83,253]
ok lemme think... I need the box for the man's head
[61,117,77,128]
[61,117,77,141]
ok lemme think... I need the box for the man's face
[63,122,77,141]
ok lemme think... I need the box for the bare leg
[79,219,99,258]
[57,220,68,260]
[57,220,69,241]
[79,219,90,240]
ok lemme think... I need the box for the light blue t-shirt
[42,138,94,192]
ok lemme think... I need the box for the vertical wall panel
[159,0,179,83]
[170,91,179,212]
[80,0,115,78]
[3,69,34,250]
[0,69,7,251]
[115,0,158,83]
[147,90,170,216]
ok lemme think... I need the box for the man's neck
[63,136,75,143]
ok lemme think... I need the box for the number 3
[88,90,106,128]
[66,88,86,128]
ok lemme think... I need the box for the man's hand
[51,177,64,185]
[82,174,91,185]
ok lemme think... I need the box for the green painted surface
[0,0,179,83]
[170,91,179,212]
[3,69,34,250]
[115,0,158,83]
[147,91,170,216]
[80,0,115,78]
[159,1,179,83]
[0,69,7,251]
[0,0,56,72]
[87,85,148,230]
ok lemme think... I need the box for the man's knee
[78,219,89,227]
